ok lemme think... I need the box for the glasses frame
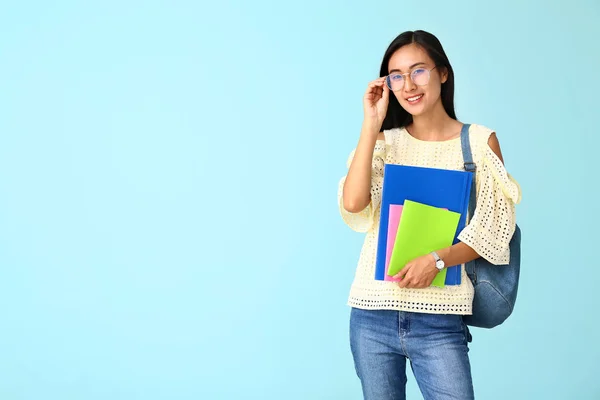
[385,66,437,92]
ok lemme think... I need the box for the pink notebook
[384,204,403,282]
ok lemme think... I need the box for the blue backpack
[459,124,521,329]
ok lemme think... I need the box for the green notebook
[387,200,461,288]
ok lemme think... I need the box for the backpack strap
[460,123,477,220]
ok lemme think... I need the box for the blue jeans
[350,307,474,400]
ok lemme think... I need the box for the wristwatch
[431,251,445,271]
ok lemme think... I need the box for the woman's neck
[408,103,461,141]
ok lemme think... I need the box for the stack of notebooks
[375,164,474,287]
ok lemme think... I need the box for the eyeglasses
[386,66,437,91]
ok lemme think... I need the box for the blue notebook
[375,164,474,285]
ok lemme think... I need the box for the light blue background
[1,1,598,399]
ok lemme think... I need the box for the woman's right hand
[363,77,389,129]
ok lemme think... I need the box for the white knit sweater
[337,124,521,315]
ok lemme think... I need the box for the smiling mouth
[406,94,424,104]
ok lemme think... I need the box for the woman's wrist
[361,118,383,136]
[437,243,479,269]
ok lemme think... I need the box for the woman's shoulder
[468,123,496,143]
[468,123,521,203]
[467,123,504,161]
[378,127,405,152]
[380,126,404,140]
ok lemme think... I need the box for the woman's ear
[440,67,449,84]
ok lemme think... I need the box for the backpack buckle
[464,162,477,172]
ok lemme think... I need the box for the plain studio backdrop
[1,1,598,399]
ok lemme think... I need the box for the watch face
[436,260,445,270]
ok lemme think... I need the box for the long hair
[379,30,456,131]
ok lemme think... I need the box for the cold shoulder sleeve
[457,144,522,265]
[337,140,387,233]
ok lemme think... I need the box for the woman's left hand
[393,254,440,289]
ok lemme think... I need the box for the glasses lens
[411,68,430,86]
[387,74,404,91]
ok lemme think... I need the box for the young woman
[337,30,521,400]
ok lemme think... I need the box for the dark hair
[379,30,456,131]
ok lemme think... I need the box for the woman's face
[387,43,447,118]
